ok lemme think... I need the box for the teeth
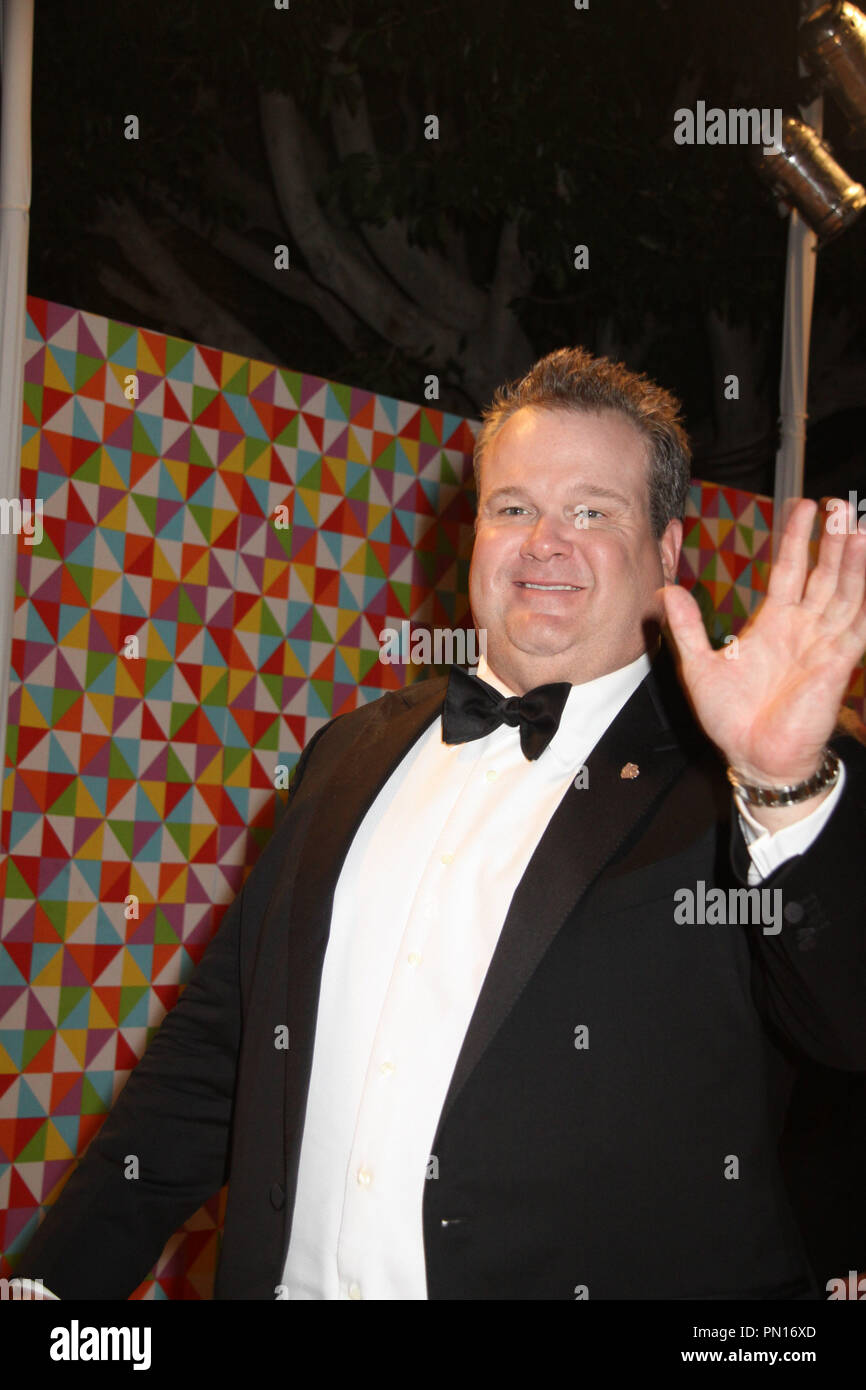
[520,583,580,590]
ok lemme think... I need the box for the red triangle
[301,412,324,449]
[162,381,189,422]
[115,1033,141,1071]
[40,821,70,860]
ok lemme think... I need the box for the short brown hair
[473,347,692,538]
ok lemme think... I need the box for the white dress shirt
[280,649,844,1300]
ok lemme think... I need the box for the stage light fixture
[751,114,866,241]
[800,2,866,146]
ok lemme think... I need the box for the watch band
[726,746,841,807]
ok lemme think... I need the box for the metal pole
[0,0,34,817]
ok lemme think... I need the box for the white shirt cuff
[735,759,846,885]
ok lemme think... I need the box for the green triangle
[224,363,249,395]
[254,718,279,751]
[5,861,36,899]
[17,1119,49,1162]
[271,521,292,559]
[5,722,18,763]
[74,354,105,391]
[154,909,181,946]
[143,660,173,696]
[49,782,78,817]
[258,601,284,638]
[169,703,196,738]
[118,986,149,1023]
[310,608,334,643]
[299,458,322,489]
[132,413,160,456]
[189,427,216,468]
[361,544,386,579]
[189,504,214,543]
[66,563,93,603]
[311,679,333,714]
[244,435,269,468]
[275,413,298,448]
[203,671,229,708]
[165,747,192,784]
[107,320,136,358]
[24,382,43,422]
[40,899,71,936]
[223,746,247,779]
[108,820,136,857]
[72,448,102,484]
[58,985,89,1025]
[278,368,302,405]
[165,336,193,374]
[81,1076,109,1116]
[375,440,397,471]
[359,648,380,680]
[330,381,352,417]
[192,385,219,422]
[347,472,370,501]
[438,452,459,486]
[177,587,203,626]
[165,822,191,858]
[52,688,81,724]
[419,411,440,444]
[108,741,136,780]
[260,673,283,709]
[28,527,60,561]
[22,1031,53,1069]
[389,581,412,617]
[131,493,157,534]
[85,650,115,688]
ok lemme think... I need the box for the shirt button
[486,768,497,781]
[357,1167,372,1187]
[440,851,454,865]
[408,952,422,966]
[348,1283,362,1300]
[379,1060,395,1076]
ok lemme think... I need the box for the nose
[520,512,577,561]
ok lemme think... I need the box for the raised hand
[659,496,866,800]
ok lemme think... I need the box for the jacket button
[270,1182,285,1210]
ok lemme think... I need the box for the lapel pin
[620,762,640,779]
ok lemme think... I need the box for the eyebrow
[483,482,634,510]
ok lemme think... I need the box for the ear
[658,518,682,585]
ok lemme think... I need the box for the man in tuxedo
[16,347,866,1300]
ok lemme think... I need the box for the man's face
[469,406,682,692]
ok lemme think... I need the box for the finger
[801,498,849,613]
[767,497,818,605]
[659,584,712,664]
[822,528,866,628]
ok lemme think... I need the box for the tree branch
[258,88,460,362]
[92,195,273,362]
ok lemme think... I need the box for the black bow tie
[442,665,572,761]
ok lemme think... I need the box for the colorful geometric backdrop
[1,296,863,1299]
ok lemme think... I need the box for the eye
[573,507,604,521]
[499,505,530,515]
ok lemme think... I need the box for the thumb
[658,584,712,664]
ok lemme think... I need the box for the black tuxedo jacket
[17,643,866,1299]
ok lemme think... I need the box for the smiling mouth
[515,582,583,591]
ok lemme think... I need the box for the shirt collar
[473,643,657,769]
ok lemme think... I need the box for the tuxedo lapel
[436,642,699,1128]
